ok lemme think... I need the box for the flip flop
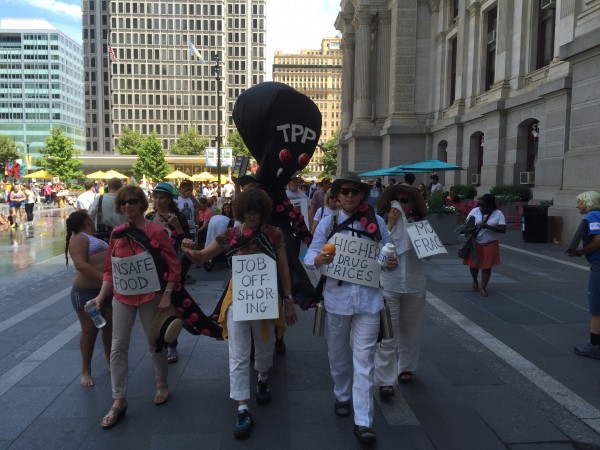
[379,385,395,398]
[154,388,169,405]
[398,371,413,384]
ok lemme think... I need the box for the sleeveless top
[81,232,108,256]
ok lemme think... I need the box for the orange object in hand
[322,243,336,255]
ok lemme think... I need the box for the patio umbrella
[24,169,51,179]
[85,170,106,179]
[210,174,229,184]
[399,159,463,172]
[190,171,215,181]
[164,170,190,180]
[359,167,405,177]
[103,170,128,179]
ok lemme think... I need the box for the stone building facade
[335,0,600,239]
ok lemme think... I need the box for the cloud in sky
[8,0,81,20]
[266,0,340,79]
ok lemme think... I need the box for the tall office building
[0,19,85,160]
[82,0,266,156]
[272,37,342,176]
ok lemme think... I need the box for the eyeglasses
[118,198,141,206]
[339,188,361,196]
[244,211,260,217]
[398,197,411,204]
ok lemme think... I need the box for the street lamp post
[212,52,221,191]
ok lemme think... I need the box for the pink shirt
[103,222,181,305]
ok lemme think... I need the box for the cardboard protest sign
[322,233,381,288]
[232,254,279,321]
[406,220,448,258]
[290,197,309,228]
[111,252,161,295]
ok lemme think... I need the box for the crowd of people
[52,169,600,444]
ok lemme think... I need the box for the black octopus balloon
[233,82,322,308]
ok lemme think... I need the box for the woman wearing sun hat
[304,172,397,445]
[375,184,428,395]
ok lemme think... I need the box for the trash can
[522,205,548,243]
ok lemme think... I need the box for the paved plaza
[0,212,599,449]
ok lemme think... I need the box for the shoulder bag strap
[96,195,104,228]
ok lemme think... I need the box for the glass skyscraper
[0,19,85,162]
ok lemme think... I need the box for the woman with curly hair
[65,210,113,387]
[567,191,600,359]
[182,188,296,439]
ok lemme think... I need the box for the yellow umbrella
[86,170,106,179]
[209,174,229,184]
[24,169,51,179]
[103,170,128,179]
[190,171,215,181]
[164,170,190,180]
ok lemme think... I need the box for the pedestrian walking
[375,184,428,395]
[566,191,600,359]
[462,193,506,297]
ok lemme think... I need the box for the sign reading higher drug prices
[111,252,161,296]
[322,233,381,288]
[406,220,448,258]
[232,254,279,321]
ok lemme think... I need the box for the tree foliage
[37,127,83,181]
[227,130,251,157]
[170,128,209,155]
[319,128,340,177]
[132,132,170,181]
[115,126,144,155]
[0,135,20,167]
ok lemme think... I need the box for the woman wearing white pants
[375,184,428,396]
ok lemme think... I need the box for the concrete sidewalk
[1,230,600,449]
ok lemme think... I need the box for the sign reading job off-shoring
[406,220,448,258]
[232,254,279,321]
[322,233,381,288]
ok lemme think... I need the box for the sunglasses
[339,188,362,196]
[397,197,411,204]
[118,198,141,206]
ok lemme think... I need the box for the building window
[536,2,555,69]
[484,7,497,91]
[449,37,457,105]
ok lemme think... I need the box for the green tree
[319,128,340,177]
[115,126,144,155]
[132,132,170,181]
[0,135,20,167]
[227,130,251,157]
[170,128,209,155]
[37,127,83,181]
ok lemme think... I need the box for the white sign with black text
[322,233,381,288]
[232,254,279,321]
[406,220,448,258]
[111,252,161,295]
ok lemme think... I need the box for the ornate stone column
[375,12,391,121]
[340,31,355,133]
[352,11,373,122]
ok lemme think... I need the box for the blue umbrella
[399,159,462,172]
[359,168,402,177]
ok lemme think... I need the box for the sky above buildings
[0,0,340,80]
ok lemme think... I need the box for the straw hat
[148,306,183,352]
[377,184,427,218]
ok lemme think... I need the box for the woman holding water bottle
[65,210,113,387]
[374,184,428,396]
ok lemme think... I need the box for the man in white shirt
[429,174,443,195]
[221,179,235,201]
[88,178,125,240]
[76,181,97,211]
[304,172,396,445]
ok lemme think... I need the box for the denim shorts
[589,265,600,315]
[70,286,113,311]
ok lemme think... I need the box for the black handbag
[458,213,489,259]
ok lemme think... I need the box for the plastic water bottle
[86,301,106,328]
[377,243,396,266]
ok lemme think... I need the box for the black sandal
[379,385,395,398]
[354,425,376,444]
[398,371,413,384]
[334,399,351,417]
